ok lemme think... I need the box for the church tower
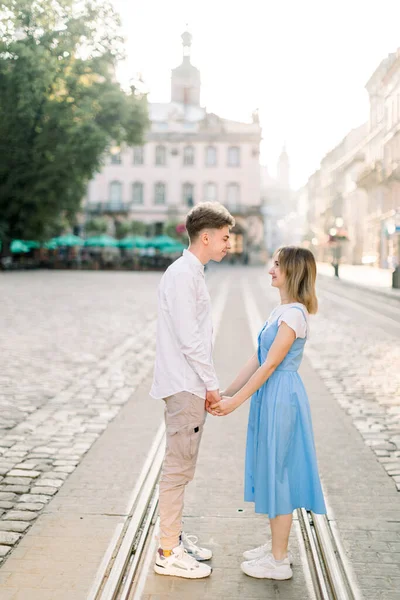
[171,30,201,106]
[277,145,290,189]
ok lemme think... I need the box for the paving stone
[7,470,41,478]
[0,485,30,494]
[0,531,20,546]
[13,503,44,512]
[30,486,57,496]
[0,521,30,533]
[53,466,75,473]
[2,477,33,486]
[36,479,64,488]
[0,493,17,502]
[3,511,38,522]
[18,495,51,504]
[0,545,11,557]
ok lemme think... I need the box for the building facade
[85,31,264,261]
[260,147,298,255]
[303,48,400,268]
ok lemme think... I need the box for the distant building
[260,147,299,255]
[85,30,265,262]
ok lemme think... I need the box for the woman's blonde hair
[276,246,318,314]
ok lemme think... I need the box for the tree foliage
[0,0,149,257]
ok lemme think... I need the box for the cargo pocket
[189,422,204,460]
[166,425,191,462]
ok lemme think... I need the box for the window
[154,182,166,205]
[133,146,144,165]
[227,183,240,210]
[183,183,194,207]
[204,182,217,202]
[132,182,144,204]
[183,146,195,166]
[155,145,166,166]
[205,146,217,166]
[110,151,122,165]
[109,181,122,203]
[228,146,240,167]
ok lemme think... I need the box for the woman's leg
[270,513,292,560]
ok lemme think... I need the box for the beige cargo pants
[159,391,207,550]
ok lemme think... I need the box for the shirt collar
[182,249,205,274]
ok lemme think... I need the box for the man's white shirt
[150,249,219,400]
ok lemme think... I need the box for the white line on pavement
[319,288,400,333]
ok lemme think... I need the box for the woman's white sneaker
[154,544,212,579]
[241,552,293,580]
[243,543,293,564]
[181,532,213,561]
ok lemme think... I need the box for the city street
[0,266,399,599]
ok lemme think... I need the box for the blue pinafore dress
[244,306,326,518]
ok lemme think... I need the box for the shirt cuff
[204,376,219,391]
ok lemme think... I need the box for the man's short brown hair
[185,202,235,241]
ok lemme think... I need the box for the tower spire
[181,27,192,60]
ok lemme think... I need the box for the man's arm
[165,270,219,391]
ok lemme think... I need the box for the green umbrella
[147,235,179,249]
[11,240,30,253]
[23,240,41,249]
[84,234,119,248]
[119,235,148,249]
[44,239,58,250]
[49,234,84,247]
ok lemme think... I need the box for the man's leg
[159,391,206,551]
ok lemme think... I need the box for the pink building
[85,31,264,261]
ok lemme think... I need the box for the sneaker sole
[242,552,293,565]
[241,565,293,580]
[154,564,212,579]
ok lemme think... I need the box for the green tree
[130,220,146,236]
[0,0,149,260]
[114,220,130,239]
[164,220,188,242]
[86,217,108,235]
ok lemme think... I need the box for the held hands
[209,395,240,417]
[205,389,221,414]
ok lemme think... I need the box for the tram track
[88,269,363,600]
[87,420,361,600]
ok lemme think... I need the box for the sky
[112,0,400,189]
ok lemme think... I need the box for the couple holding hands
[150,201,326,582]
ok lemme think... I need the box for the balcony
[356,161,384,190]
[87,202,132,214]
[383,162,400,183]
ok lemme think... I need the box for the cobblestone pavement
[257,272,400,491]
[0,271,162,563]
[1,265,400,593]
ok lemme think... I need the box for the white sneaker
[154,543,212,579]
[241,552,293,580]
[243,543,293,565]
[181,532,213,561]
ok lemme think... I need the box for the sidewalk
[317,262,400,300]
[1,267,399,599]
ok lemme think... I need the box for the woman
[210,246,326,580]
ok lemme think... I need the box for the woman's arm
[211,323,296,415]
[222,352,259,396]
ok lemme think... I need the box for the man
[150,202,235,579]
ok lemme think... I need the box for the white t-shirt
[269,303,308,339]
